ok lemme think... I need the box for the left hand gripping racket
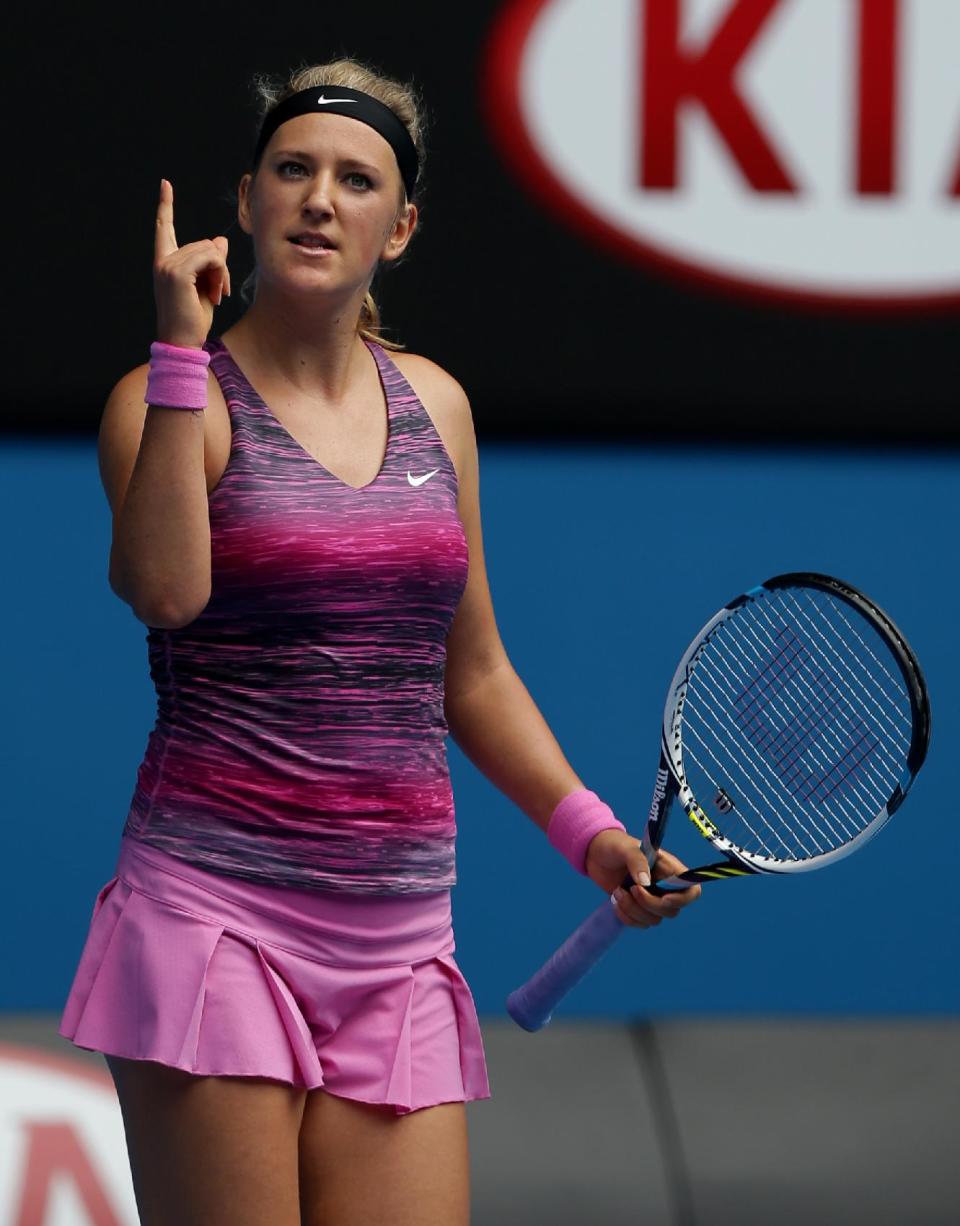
[506,572,931,1032]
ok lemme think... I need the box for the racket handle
[506,895,624,1032]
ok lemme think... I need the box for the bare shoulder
[98,362,153,515]
[104,359,225,411]
[387,350,476,482]
[102,359,225,418]
[108,361,151,403]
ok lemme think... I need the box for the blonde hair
[240,58,428,351]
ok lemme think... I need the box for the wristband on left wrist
[546,788,626,875]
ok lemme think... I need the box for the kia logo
[484,0,960,312]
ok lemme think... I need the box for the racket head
[657,572,930,877]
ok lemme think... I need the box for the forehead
[263,111,396,169]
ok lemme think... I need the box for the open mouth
[289,234,336,250]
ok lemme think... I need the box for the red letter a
[12,1120,123,1226]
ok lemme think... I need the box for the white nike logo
[316,95,358,105]
[407,469,440,487]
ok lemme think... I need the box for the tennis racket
[506,572,931,1032]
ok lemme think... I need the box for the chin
[260,269,363,309]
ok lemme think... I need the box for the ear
[237,173,254,236]
[380,202,419,264]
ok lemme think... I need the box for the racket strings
[750,591,912,814]
[702,624,872,842]
[721,611,894,828]
[741,611,896,805]
[679,588,913,862]
[724,628,874,814]
[809,593,910,705]
[680,684,824,857]
[685,652,850,857]
[686,662,860,861]
[756,594,910,798]
[781,590,911,749]
[734,596,906,800]
[713,593,907,816]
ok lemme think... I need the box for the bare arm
[408,360,584,829]
[445,661,585,831]
[100,367,211,628]
[100,178,230,629]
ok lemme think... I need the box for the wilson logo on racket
[484,0,960,310]
[647,767,670,823]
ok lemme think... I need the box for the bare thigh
[105,1054,307,1226]
[298,1089,471,1226]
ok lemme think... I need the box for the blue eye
[276,162,374,189]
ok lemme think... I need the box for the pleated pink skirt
[58,834,492,1115]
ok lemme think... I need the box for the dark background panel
[10,0,959,441]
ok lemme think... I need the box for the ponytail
[358,291,405,351]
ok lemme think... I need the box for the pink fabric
[145,341,211,409]
[58,835,491,1115]
[547,788,626,875]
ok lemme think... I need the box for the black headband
[251,85,419,200]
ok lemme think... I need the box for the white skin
[152,110,418,407]
[225,111,418,407]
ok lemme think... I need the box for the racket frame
[651,572,931,884]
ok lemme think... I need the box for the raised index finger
[154,178,178,261]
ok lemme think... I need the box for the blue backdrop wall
[2,441,956,1016]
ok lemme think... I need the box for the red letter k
[640,0,798,192]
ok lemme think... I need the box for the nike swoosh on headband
[251,84,419,199]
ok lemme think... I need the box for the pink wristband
[546,788,626,875]
[145,341,211,410]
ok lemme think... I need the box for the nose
[302,171,335,217]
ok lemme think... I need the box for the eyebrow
[271,149,382,174]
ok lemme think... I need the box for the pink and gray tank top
[120,335,469,895]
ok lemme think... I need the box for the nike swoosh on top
[407,469,440,487]
[316,95,358,105]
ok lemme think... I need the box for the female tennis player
[58,57,701,1225]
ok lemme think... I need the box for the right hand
[608,845,702,929]
[153,178,232,349]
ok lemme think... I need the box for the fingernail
[610,891,619,907]
[639,872,651,887]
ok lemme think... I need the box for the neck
[221,284,374,405]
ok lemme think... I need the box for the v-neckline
[213,336,393,492]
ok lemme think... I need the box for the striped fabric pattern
[120,335,469,895]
